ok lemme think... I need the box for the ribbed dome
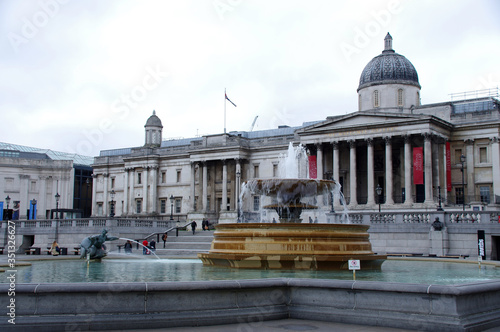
[357,33,420,91]
[145,110,163,128]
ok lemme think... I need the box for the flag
[225,93,237,107]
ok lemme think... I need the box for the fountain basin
[198,223,386,270]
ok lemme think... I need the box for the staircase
[154,229,214,258]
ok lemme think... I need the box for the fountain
[198,143,387,270]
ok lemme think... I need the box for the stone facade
[92,35,500,222]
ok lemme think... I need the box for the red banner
[413,147,423,185]
[446,142,452,192]
[308,155,317,179]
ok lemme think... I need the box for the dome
[357,33,420,91]
[145,110,163,128]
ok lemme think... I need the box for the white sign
[348,259,360,270]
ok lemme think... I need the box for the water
[2,258,498,285]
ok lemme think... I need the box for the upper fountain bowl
[244,178,338,205]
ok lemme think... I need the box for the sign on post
[348,259,360,280]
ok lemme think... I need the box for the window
[253,196,260,211]
[358,94,362,111]
[161,171,166,183]
[480,186,490,204]
[417,92,420,106]
[97,203,103,216]
[480,147,487,163]
[455,149,463,164]
[397,89,404,106]
[160,199,166,213]
[194,196,198,210]
[175,198,181,213]
[137,172,142,185]
[373,90,379,107]
[273,164,278,177]
[254,164,259,178]
[136,199,142,213]
[176,170,181,183]
[30,180,37,191]
[455,187,464,205]
[111,178,115,189]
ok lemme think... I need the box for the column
[103,173,109,216]
[20,175,29,219]
[491,137,500,199]
[385,137,394,205]
[142,168,148,213]
[222,160,228,211]
[39,176,47,218]
[202,162,208,211]
[465,139,475,202]
[129,170,135,214]
[151,166,158,214]
[92,175,97,216]
[424,133,433,204]
[442,143,448,204]
[191,162,196,210]
[316,143,323,179]
[349,140,357,206]
[367,138,375,206]
[404,135,413,205]
[123,169,129,215]
[333,141,340,210]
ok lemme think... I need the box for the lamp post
[236,170,241,222]
[55,193,60,219]
[5,195,10,220]
[169,195,174,220]
[376,184,382,213]
[30,198,37,220]
[437,185,444,211]
[109,190,115,217]
[460,154,466,211]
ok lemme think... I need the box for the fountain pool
[2,257,499,285]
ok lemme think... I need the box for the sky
[1,0,499,157]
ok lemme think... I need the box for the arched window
[397,89,404,106]
[373,90,379,108]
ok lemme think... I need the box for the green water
[2,258,499,285]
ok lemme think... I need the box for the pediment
[297,111,428,135]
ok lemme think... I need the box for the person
[124,240,132,254]
[314,216,318,223]
[149,238,156,252]
[162,233,168,248]
[50,241,60,256]
[191,220,197,234]
[309,216,313,223]
[272,218,277,223]
[142,239,149,255]
[202,219,207,231]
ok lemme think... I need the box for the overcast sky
[1,0,499,157]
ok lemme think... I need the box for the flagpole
[224,88,226,134]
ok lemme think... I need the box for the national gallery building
[92,34,500,222]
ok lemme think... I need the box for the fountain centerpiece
[198,143,386,270]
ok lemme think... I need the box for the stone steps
[155,231,214,257]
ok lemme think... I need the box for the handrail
[143,221,194,240]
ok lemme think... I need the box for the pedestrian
[309,216,313,223]
[124,240,132,254]
[191,220,197,234]
[162,233,168,248]
[142,239,149,255]
[50,240,60,256]
[202,219,207,231]
[149,238,156,252]
[272,218,277,223]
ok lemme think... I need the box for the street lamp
[5,195,11,220]
[460,154,466,211]
[236,170,241,222]
[437,185,444,211]
[30,198,37,220]
[375,184,382,213]
[109,190,116,217]
[169,195,174,220]
[55,193,60,219]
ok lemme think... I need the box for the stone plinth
[198,223,386,270]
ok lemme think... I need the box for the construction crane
[250,116,258,131]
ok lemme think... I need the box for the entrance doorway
[492,236,500,261]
